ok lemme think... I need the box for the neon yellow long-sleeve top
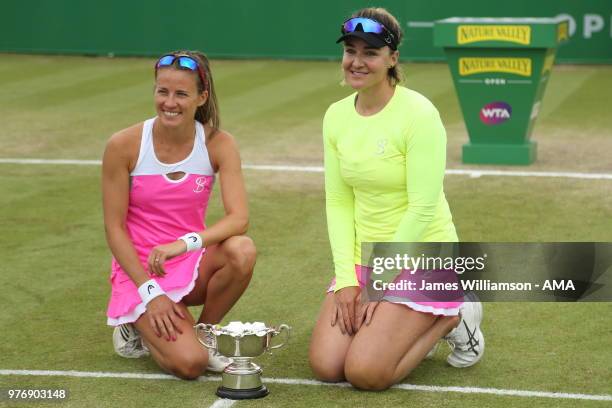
[324,86,458,291]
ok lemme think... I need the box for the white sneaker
[113,323,150,359]
[206,349,233,373]
[445,292,485,368]
[203,330,233,373]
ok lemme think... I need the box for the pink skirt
[106,249,204,326]
[327,265,462,316]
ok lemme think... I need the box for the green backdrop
[1,0,610,63]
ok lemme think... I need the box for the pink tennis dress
[106,118,214,326]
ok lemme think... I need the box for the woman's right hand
[145,295,185,341]
[331,286,361,336]
[147,240,188,277]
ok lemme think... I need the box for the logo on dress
[194,177,209,193]
[376,139,388,155]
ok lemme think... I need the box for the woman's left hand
[357,299,380,329]
[147,240,187,277]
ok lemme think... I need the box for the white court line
[407,21,435,28]
[209,399,236,408]
[1,369,611,402]
[0,158,102,165]
[1,158,612,181]
[444,168,612,180]
[0,369,219,381]
[243,164,324,173]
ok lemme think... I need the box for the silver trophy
[195,322,290,399]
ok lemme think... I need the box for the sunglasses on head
[341,17,397,48]
[155,54,207,90]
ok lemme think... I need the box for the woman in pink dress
[102,50,256,379]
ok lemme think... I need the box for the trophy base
[216,385,269,400]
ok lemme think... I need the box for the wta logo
[480,102,512,125]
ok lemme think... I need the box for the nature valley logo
[459,58,532,77]
[457,25,531,45]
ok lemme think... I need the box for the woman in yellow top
[309,8,484,390]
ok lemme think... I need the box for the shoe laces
[204,330,215,344]
[201,330,231,363]
[118,325,148,356]
[446,320,480,355]
[120,338,149,357]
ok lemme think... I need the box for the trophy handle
[268,324,290,351]
[194,323,217,350]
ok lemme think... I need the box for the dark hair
[351,8,404,86]
[155,50,220,134]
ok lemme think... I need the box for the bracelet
[138,279,165,306]
[179,232,203,252]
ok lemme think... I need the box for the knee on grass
[166,351,208,380]
[309,356,345,383]
[344,359,397,391]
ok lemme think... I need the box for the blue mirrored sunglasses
[341,17,397,48]
[155,54,207,89]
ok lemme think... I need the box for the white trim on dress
[107,250,203,326]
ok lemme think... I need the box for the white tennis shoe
[444,292,485,368]
[202,330,233,373]
[206,349,233,373]
[113,323,150,359]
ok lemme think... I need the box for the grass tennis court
[1,54,611,407]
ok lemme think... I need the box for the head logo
[480,102,512,125]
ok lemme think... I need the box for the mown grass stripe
[540,68,595,120]
[221,67,338,122]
